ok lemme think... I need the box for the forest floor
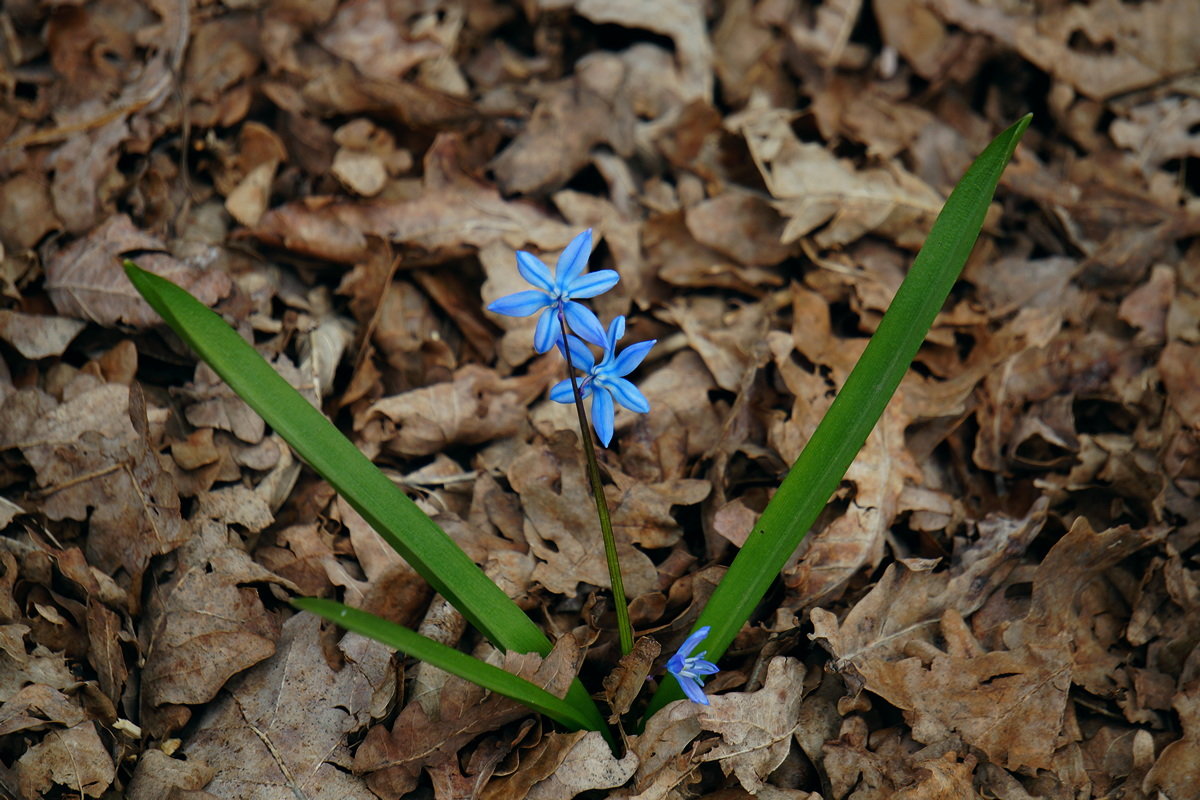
[1,1,1199,798]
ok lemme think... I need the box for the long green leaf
[124,261,608,735]
[293,598,598,731]
[645,114,1031,717]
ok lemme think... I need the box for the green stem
[557,313,634,656]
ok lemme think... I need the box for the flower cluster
[488,229,655,447]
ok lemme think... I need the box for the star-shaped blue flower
[486,229,619,353]
[549,316,655,447]
[666,626,719,705]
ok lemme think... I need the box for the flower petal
[688,659,720,676]
[567,269,619,299]
[676,674,710,705]
[563,301,607,348]
[550,377,591,403]
[605,377,650,413]
[487,289,550,317]
[612,339,656,376]
[533,308,561,353]
[591,386,615,446]
[676,626,711,660]
[516,251,555,292]
[555,229,593,286]
[562,335,596,371]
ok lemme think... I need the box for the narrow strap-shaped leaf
[644,114,1032,718]
[124,261,608,735]
[293,598,598,731]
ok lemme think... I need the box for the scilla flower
[487,229,619,353]
[550,316,655,447]
[666,626,719,705]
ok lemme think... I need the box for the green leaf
[123,261,608,736]
[644,114,1032,718]
[292,598,598,731]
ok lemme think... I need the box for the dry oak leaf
[355,634,583,799]
[0,310,85,360]
[696,656,806,793]
[181,612,394,800]
[730,96,943,250]
[252,134,571,264]
[927,0,1200,101]
[1003,516,1167,699]
[559,0,714,102]
[16,720,115,799]
[0,685,85,737]
[44,214,232,328]
[490,56,637,195]
[359,363,545,457]
[858,609,1072,773]
[0,625,75,704]
[810,498,1048,668]
[139,518,290,737]
[0,378,187,595]
[484,730,639,800]
[507,433,658,599]
[126,749,216,800]
[1142,680,1200,798]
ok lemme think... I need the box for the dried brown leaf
[859,609,1072,772]
[697,657,806,793]
[44,215,232,329]
[16,720,115,799]
[508,433,657,599]
[182,612,393,800]
[0,378,188,597]
[0,311,86,359]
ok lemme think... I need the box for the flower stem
[557,312,634,656]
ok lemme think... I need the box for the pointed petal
[688,659,720,676]
[677,626,710,659]
[606,378,650,414]
[516,251,555,292]
[550,377,591,403]
[676,674,710,705]
[563,302,607,347]
[612,339,656,375]
[533,308,561,353]
[487,289,550,317]
[605,315,626,354]
[563,335,596,371]
[567,269,619,299]
[556,229,593,286]
[591,387,615,446]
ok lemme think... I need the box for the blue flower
[666,626,719,705]
[486,229,619,353]
[549,316,655,447]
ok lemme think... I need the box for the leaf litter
[2,1,1200,798]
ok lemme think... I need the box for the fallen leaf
[16,720,115,799]
[43,214,232,329]
[0,310,86,359]
[182,612,394,799]
[697,656,806,793]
